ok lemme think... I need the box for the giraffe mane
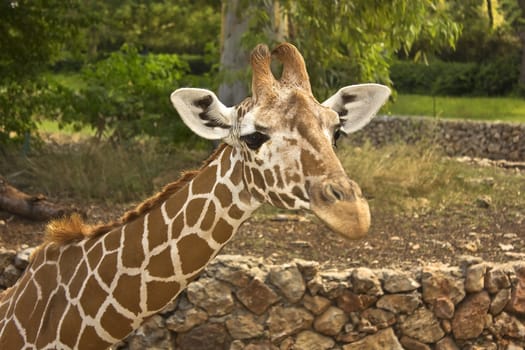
[43,144,229,246]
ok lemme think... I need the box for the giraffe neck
[0,145,260,349]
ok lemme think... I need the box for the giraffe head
[171,43,389,240]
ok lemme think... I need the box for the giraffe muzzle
[309,177,371,240]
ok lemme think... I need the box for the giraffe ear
[322,84,390,134]
[170,88,235,140]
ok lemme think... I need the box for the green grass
[390,94,525,123]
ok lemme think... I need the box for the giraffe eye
[241,131,270,150]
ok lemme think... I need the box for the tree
[217,0,461,101]
[500,0,525,87]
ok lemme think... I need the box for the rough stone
[269,265,305,303]
[381,269,420,293]
[400,307,445,343]
[351,268,383,296]
[421,267,465,305]
[225,312,264,340]
[485,267,510,293]
[0,264,21,288]
[490,288,511,315]
[187,278,234,316]
[302,294,331,315]
[244,341,279,350]
[313,306,348,336]
[435,337,459,350]
[13,247,35,270]
[127,315,173,350]
[361,308,396,329]
[400,336,431,350]
[176,323,231,350]
[292,259,319,281]
[267,306,313,342]
[493,312,525,339]
[165,307,208,332]
[465,264,487,293]
[342,328,403,350]
[337,290,376,313]
[236,278,280,315]
[294,330,335,350]
[452,291,490,340]
[0,248,16,272]
[506,265,525,315]
[376,293,421,314]
[433,297,455,319]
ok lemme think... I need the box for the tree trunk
[518,0,525,87]
[218,0,288,106]
[0,176,78,221]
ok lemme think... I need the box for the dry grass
[2,139,523,216]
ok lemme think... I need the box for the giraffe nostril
[322,184,345,202]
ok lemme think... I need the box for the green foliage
[58,45,198,143]
[391,56,520,96]
[280,0,460,98]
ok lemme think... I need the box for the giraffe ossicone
[0,42,389,349]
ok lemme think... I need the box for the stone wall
[1,249,524,349]
[346,116,525,161]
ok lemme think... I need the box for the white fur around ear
[322,84,390,133]
[170,88,235,140]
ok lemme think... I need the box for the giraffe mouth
[308,178,371,240]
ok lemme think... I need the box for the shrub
[58,45,201,144]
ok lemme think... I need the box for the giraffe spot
[300,149,323,176]
[200,201,216,231]
[165,185,189,218]
[30,246,46,268]
[103,229,121,252]
[96,252,118,288]
[147,208,168,250]
[147,248,175,278]
[185,198,207,227]
[68,260,88,299]
[228,204,244,220]
[34,263,58,303]
[178,234,214,275]
[280,193,296,208]
[113,273,142,315]
[171,212,185,240]
[121,219,146,269]
[58,245,83,283]
[147,280,181,312]
[86,242,103,270]
[220,147,232,177]
[35,287,69,349]
[100,303,134,340]
[250,188,265,202]
[13,277,39,342]
[273,165,284,188]
[78,326,112,350]
[292,185,309,202]
[285,171,301,185]
[268,192,285,208]
[230,161,242,185]
[192,164,218,195]
[59,305,83,348]
[214,183,232,208]
[79,275,108,318]
[0,318,25,349]
[251,169,266,190]
[212,218,234,244]
[263,169,275,187]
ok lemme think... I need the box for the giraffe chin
[311,199,371,240]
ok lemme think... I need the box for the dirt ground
[0,189,523,270]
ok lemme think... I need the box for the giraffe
[0,43,390,349]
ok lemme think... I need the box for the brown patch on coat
[178,234,214,275]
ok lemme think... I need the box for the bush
[391,57,520,97]
[58,45,203,144]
